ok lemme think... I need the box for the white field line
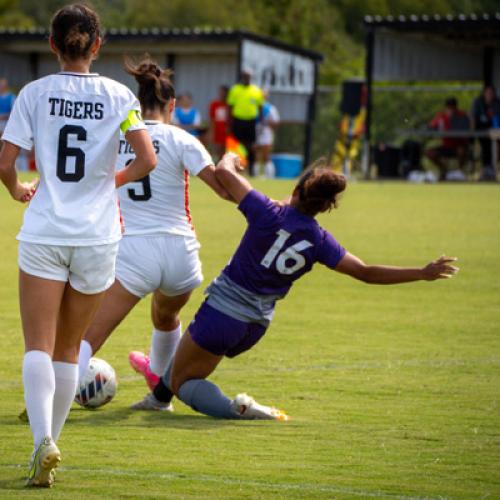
[0,463,436,499]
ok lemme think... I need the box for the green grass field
[0,177,499,498]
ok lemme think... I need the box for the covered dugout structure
[363,13,500,174]
[0,27,323,165]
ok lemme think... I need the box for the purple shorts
[188,302,267,358]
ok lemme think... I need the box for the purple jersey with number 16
[222,190,346,297]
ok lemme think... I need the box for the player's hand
[421,255,459,280]
[218,152,244,172]
[11,179,38,203]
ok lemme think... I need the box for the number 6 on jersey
[57,125,86,182]
[261,229,313,275]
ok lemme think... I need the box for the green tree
[0,0,34,27]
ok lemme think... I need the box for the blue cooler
[272,154,302,179]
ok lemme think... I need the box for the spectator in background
[173,93,202,138]
[425,97,469,181]
[209,85,229,161]
[0,78,16,137]
[255,89,280,178]
[471,85,500,180]
[227,70,264,176]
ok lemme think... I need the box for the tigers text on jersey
[2,72,145,245]
[116,121,213,237]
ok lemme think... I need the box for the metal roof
[364,13,500,41]
[0,26,323,61]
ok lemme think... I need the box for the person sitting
[471,85,500,180]
[425,97,469,181]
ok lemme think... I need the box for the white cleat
[130,393,174,412]
[26,437,61,487]
[232,393,289,421]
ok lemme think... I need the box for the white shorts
[256,125,274,146]
[18,241,119,295]
[116,234,203,298]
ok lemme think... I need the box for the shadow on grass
[0,471,25,492]
[3,405,297,432]
[59,406,240,431]
[69,406,288,431]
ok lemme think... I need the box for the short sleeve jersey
[223,190,346,296]
[3,72,145,245]
[227,84,264,120]
[116,120,213,237]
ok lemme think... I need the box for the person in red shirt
[425,97,469,181]
[209,85,229,161]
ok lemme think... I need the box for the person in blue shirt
[172,93,202,137]
[0,78,16,137]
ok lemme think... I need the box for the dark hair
[125,55,175,112]
[445,97,458,108]
[51,4,101,61]
[294,160,346,216]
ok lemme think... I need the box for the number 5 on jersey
[261,229,313,275]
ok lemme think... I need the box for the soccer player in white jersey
[77,57,231,402]
[0,4,156,487]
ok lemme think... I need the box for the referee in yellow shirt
[227,70,264,176]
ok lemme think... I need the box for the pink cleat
[128,351,160,391]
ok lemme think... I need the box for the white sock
[52,362,78,443]
[23,350,55,448]
[149,325,181,376]
[264,161,275,179]
[78,340,93,381]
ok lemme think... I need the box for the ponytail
[124,55,175,112]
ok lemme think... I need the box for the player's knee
[152,310,179,331]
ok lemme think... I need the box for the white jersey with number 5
[116,120,213,237]
[2,72,145,246]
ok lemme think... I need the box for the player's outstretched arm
[335,252,459,284]
[214,153,252,204]
[197,164,236,202]
[0,141,37,203]
[115,129,157,188]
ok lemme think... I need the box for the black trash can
[374,144,401,178]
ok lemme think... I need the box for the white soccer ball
[75,357,117,409]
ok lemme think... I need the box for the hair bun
[124,54,175,110]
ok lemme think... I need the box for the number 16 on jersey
[261,229,313,275]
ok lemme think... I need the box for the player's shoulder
[240,189,279,216]
[13,75,54,105]
[165,124,202,146]
[20,74,55,94]
[98,76,135,97]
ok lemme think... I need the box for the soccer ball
[75,357,117,409]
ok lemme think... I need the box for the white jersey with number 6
[2,72,145,246]
[116,120,213,237]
